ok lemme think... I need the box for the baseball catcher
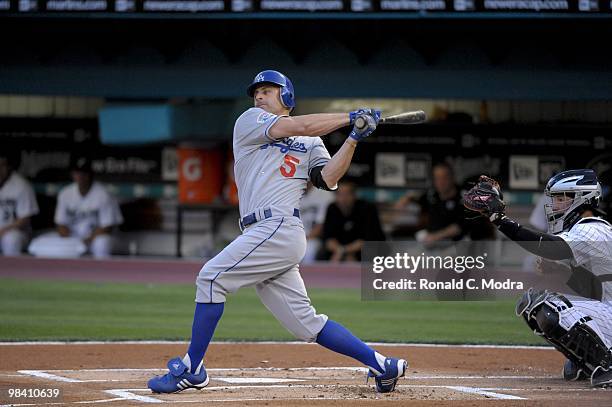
[464,170,612,388]
[147,70,406,394]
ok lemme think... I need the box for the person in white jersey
[464,170,612,388]
[0,152,39,256]
[30,157,123,258]
[148,70,407,394]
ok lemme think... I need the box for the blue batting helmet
[247,70,295,110]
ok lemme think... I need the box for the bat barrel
[381,110,427,124]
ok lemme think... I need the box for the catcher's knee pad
[534,304,564,338]
[516,288,612,374]
[515,288,550,334]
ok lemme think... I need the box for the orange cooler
[178,146,223,204]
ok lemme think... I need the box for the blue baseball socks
[182,308,387,376]
[316,319,386,375]
[183,302,224,374]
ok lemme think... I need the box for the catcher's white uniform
[552,218,612,347]
[516,216,612,382]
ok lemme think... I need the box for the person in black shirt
[319,181,385,262]
[394,162,464,245]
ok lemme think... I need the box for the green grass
[0,278,544,345]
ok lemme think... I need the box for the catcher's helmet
[544,169,602,234]
[247,70,295,111]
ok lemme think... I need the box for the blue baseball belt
[239,208,300,231]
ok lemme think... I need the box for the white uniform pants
[28,232,113,258]
[0,229,28,256]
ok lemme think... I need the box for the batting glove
[349,108,381,126]
[349,112,378,141]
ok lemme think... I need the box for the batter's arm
[268,114,349,139]
[320,138,358,189]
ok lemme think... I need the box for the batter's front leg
[255,267,408,393]
[255,266,328,342]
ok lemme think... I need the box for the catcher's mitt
[463,175,506,216]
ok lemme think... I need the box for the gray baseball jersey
[233,107,334,218]
[195,107,335,341]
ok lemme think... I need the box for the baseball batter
[464,170,612,388]
[0,153,39,256]
[148,70,407,394]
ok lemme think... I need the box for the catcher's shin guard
[516,289,612,376]
[548,320,612,376]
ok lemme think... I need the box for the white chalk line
[16,366,603,405]
[8,385,526,407]
[481,387,599,392]
[17,368,558,384]
[105,390,162,404]
[105,394,378,404]
[17,371,308,385]
[447,386,525,400]
[17,368,556,384]
[0,340,554,350]
[0,398,124,407]
[18,370,83,383]
[117,385,526,402]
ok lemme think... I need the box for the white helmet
[544,169,602,234]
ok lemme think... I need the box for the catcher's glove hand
[463,175,506,222]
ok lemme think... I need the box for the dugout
[1,9,612,257]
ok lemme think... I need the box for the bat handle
[354,116,367,130]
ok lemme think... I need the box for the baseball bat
[354,110,427,129]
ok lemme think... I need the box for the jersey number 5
[280,154,300,177]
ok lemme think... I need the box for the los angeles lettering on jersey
[260,138,308,154]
